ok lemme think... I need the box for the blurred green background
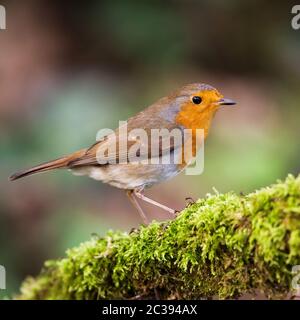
[0,0,299,298]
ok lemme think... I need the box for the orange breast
[175,102,217,168]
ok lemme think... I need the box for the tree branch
[18,175,300,299]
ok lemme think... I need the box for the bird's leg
[134,188,176,216]
[126,190,150,225]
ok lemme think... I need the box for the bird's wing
[68,111,184,168]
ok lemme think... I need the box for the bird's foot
[185,197,195,207]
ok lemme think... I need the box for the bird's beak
[217,98,236,106]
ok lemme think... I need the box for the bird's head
[170,83,236,135]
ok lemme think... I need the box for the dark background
[0,0,299,297]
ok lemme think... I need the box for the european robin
[9,83,236,224]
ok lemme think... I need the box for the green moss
[18,175,300,299]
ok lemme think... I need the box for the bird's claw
[129,227,138,234]
[185,197,195,206]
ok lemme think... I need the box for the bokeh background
[0,0,299,298]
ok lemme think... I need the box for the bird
[9,83,236,224]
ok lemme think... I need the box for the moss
[18,174,300,299]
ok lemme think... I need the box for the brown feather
[9,149,86,181]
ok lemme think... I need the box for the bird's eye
[192,96,202,104]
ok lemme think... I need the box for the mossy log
[18,175,300,299]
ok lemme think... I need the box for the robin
[9,83,236,224]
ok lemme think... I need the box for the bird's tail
[9,149,86,181]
